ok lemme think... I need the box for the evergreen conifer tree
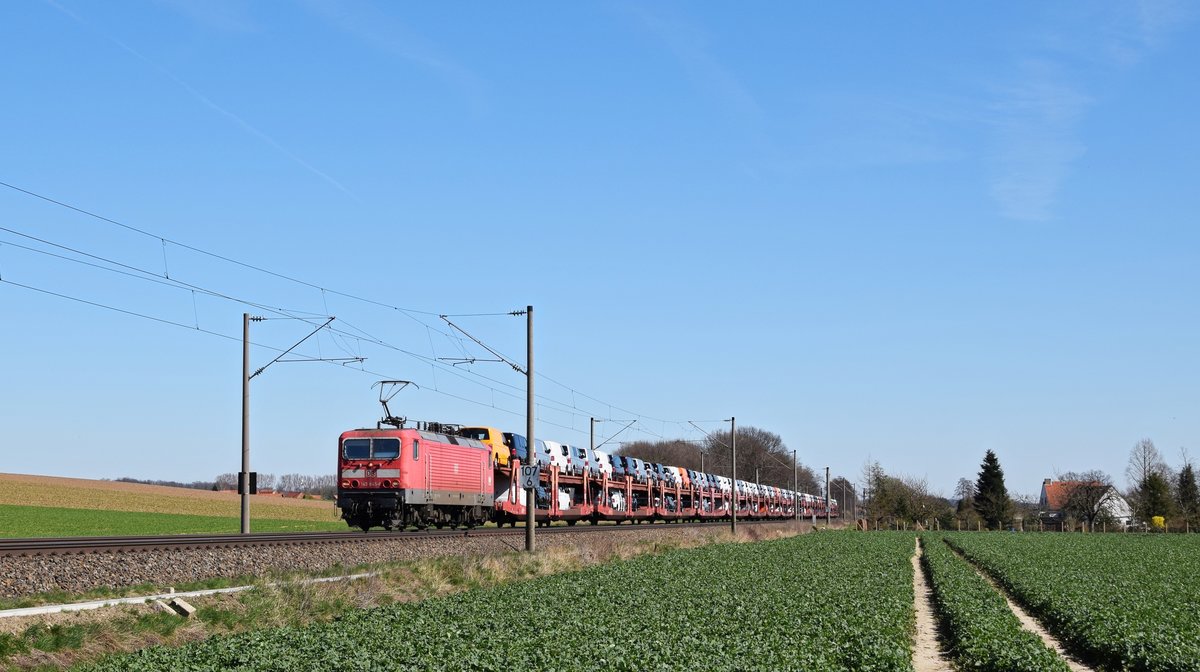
[973,450,1011,530]
[1141,472,1176,520]
[1178,464,1198,525]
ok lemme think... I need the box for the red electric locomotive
[336,422,493,531]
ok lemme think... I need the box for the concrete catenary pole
[825,466,831,528]
[525,305,535,552]
[793,449,798,520]
[590,417,597,507]
[842,479,846,522]
[241,312,250,534]
[730,416,737,536]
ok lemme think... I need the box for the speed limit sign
[519,465,540,489]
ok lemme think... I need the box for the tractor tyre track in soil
[949,543,1095,672]
[911,538,954,672]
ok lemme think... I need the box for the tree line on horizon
[859,439,1199,531]
[113,474,337,500]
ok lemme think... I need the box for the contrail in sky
[43,0,361,202]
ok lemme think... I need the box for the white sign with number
[519,465,540,489]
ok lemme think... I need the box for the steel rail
[0,519,788,557]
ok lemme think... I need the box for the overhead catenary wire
[0,275,590,436]
[0,271,635,441]
[0,183,685,426]
[0,221,654,429]
[0,181,717,438]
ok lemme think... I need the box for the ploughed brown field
[0,473,337,522]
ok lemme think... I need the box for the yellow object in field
[1151,516,1166,531]
[460,426,511,466]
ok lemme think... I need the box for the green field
[85,532,917,671]
[0,504,348,537]
[946,532,1200,672]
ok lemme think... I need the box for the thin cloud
[987,60,1089,222]
[302,0,486,113]
[42,0,359,201]
[154,0,257,33]
[986,3,1192,222]
[624,5,763,128]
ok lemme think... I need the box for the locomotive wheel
[566,520,577,526]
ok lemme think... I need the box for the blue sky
[1,1,1197,498]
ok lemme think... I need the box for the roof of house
[1041,480,1074,510]
[1040,479,1116,511]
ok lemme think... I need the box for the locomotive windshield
[342,437,401,460]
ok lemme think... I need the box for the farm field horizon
[0,473,340,537]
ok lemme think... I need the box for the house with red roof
[1039,478,1132,527]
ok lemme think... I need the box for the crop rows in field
[919,536,1067,672]
[87,533,916,671]
[948,533,1200,672]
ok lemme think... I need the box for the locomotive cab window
[342,437,401,460]
[343,439,371,460]
[373,438,400,460]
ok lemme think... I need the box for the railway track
[0,519,786,557]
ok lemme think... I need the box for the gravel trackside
[1,522,802,599]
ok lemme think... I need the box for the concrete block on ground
[169,598,196,617]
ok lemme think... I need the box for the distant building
[1039,478,1133,527]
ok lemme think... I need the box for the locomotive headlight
[341,480,350,488]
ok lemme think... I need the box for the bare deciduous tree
[1057,470,1116,529]
[1127,439,1170,522]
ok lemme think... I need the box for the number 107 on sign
[519,465,540,489]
